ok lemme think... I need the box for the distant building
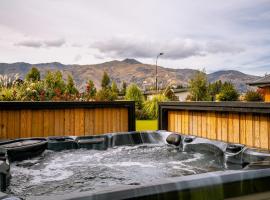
[144,88,190,101]
[247,75,270,102]
[172,88,190,101]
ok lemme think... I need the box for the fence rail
[159,102,270,150]
[0,101,135,139]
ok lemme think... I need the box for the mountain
[122,58,142,65]
[0,59,260,92]
[208,70,259,92]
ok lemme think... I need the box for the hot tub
[0,131,270,200]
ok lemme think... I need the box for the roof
[143,88,189,95]
[248,75,270,87]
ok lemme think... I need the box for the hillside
[0,59,260,92]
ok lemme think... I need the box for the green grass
[136,120,158,131]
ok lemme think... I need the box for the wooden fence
[0,101,135,139]
[159,102,270,150]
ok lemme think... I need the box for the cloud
[15,38,65,48]
[91,37,244,60]
[15,40,43,48]
[44,38,65,47]
[73,54,82,62]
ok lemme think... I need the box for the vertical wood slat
[94,108,103,134]
[260,115,268,149]
[64,109,71,136]
[14,111,20,138]
[221,113,228,142]
[254,114,261,148]
[183,111,189,134]
[1,111,7,139]
[192,112,197,136]
[217,113,222,141]
[245,114,253,147]
[0,111,2,139]
[233,114,240,143]
[55,109,65,137]
[228,113,234,143]
[239,114,246,145]
[43,110,55,137]
[74,108,85,136]
[197,112,202,137]
[7,111,15,139]
[201,112,207,138]
[168,111,175,132]
[188,112,193,135]
[85,109,94,135]
[20,110,32,138]
[121,108,128,132]
[32,110,44,137]
[209,112,216,140]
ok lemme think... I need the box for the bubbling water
[7,144,224,199]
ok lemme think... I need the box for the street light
[155,52,164,93]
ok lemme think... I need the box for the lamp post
[155,52,164,93]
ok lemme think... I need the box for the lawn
[136,120,158,131]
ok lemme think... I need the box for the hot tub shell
[0,131,270,200]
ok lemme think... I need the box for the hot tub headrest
[166,133,182,146]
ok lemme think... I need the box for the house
[248,74,270,102]
[144,88,190,101]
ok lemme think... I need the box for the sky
[0,0,270,75]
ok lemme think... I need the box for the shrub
[135,109,149,120]
[216,82,239,101]
[0,74,20,88]
[244,90,263,102]
[0,87,16,101]
[25,67,40,82]
[85,80,97,100]
[95,88,117,101]
[163,86,177,101]
[143,94,168,119]
[125,84,144,108]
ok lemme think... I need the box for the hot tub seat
[0,138,48,162]
[111,131,164,147]
[48,136,78,151]
[76,135,109,150]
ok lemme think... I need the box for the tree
[44,70,66,99]
[143,94,168,119]
[216,82,239,101]
[208,80,223,101]
[85,80,97,99]
[66,74,78,95]
[121,81,127,95]
[111,81,119,94]
[188,70,210,101]
[125,83,144,108]
[101,71,110,89]
[25,67,41,82]
[244,90,263,102]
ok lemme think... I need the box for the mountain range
[0,59,260,92]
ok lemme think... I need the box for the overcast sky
[0,0,270,75]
